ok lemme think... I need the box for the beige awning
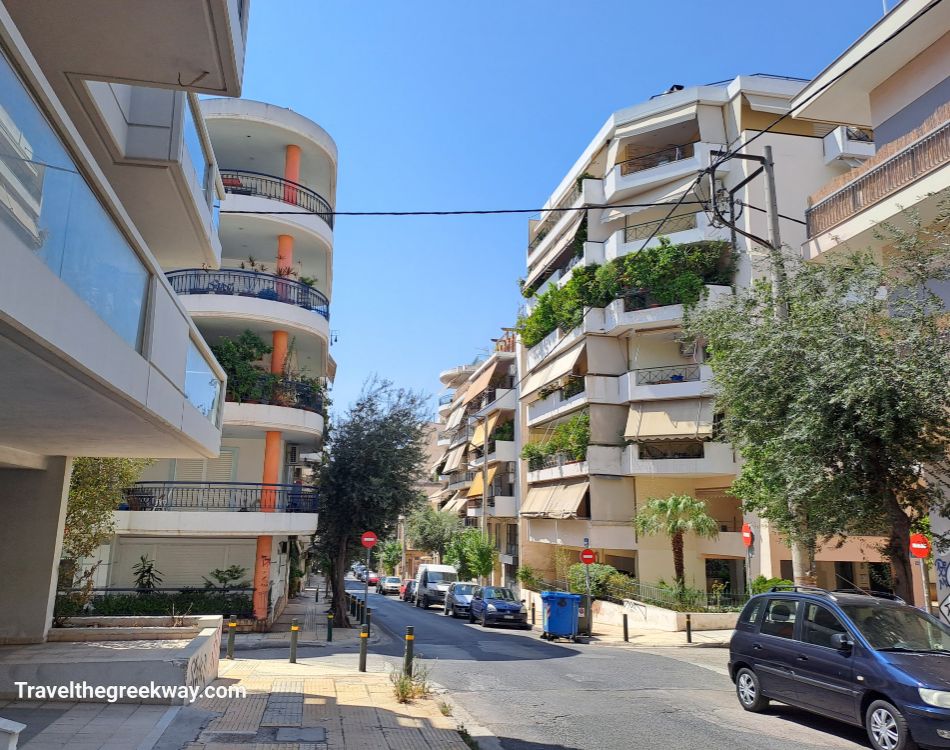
[520,481,589,519]
[443,491,468,514]
[445,405,465,432]
[470,413,500,448]
[442,444,466,473]
[522,344,585,400]
[624,398,714,440]
[467,466,499,498]
[462,359,504,405]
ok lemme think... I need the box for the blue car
[468,586,529,628]
[729,587,950,750]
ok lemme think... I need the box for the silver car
[443,582,476,617]
[377,576,402,595]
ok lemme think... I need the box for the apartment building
[0,0,248,643]
[790,0,949,616]
[95,99,338,624]
[517,73,892,596]
[433,333,521,586]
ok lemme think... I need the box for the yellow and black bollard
[226,615,236,659]
[403,625,414,677]
[358,624,369,672]
[326,612,333,642]
[289,617,299,663]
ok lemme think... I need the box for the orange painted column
[276,234,294,272]
[283,144,301,203]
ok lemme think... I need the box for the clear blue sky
[238,1,883,417]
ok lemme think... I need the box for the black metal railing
[806,121,949,237]
[121,481,319,512]
[527,451,584,472]
[227,376,325,415]
[634,365,701,386]
[637,441,704,460]
[438,394,454,405]
[447,472,475,488]
[166,268,329,320]
[220,169,334,228]
[618,142,696,176]
[529,183,583,253]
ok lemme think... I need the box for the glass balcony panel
[184,98,211,202]
[185,340,222,424]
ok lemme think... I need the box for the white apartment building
[517,73,893,596]
[790,0,949,614]
[102,99,338,624]
[433,333,521,586]
[0,0,248,643]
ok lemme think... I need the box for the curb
[431,684,503,750]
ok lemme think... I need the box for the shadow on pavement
[755,704,869,747]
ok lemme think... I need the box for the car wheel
[468,610,475,624]
[735,668,769,713]
[481,612,489,628]
[866,700,917,750]
[443,604,451,617]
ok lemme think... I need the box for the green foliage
[380,539,403,575]
[687,197,950,599]
[54,590,254,619]
[406,507,461,560]
[210,330,275,403]
[515,565,542,590]
[633,494,719,583]
[750,575,794,595]
[132,555,162,592]
[443,528,498,581]
[517,239,732,347]
[490,420,514,442]
[443,530,473,580]
[63,457,153,562]
[520,412,590,464]
[203,565,249,590]
[567,563,618,597]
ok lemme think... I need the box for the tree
[688,202,950,600]
[633,494,719,584]
[63,457,153,564]
[442,527,497,582]
[443,529,475,581]
[379,539,403,575]
[314,380,429,624]
[405,507,461,562]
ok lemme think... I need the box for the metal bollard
[289,617,299,663]
[366,608,372,638]
[403,625,414,677]
[315,586,319,603]
[326,612,333,642]
[530,602,536,626]
[686,613,692,644]
[358,624,369,672]
[226,615,236,659]
[623,613,629,643]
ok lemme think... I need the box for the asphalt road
[343,580,873,750]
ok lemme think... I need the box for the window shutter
[205,449,235,482]
[174,459,205,482]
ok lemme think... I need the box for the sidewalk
[584,621,733,648]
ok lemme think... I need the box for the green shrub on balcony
[517,239,733,347]
[491,420,515,442]
[210,330,276,403]
[520,412,590,467]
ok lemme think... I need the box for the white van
[414,564,458,608]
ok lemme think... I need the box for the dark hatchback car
[730,588,950,750]
[468,586,528,628]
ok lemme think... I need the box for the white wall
[109,537,256,587]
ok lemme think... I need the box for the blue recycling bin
[540,591,582,642]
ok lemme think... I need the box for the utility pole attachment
[762,145,787,321]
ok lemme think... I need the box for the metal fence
[637,442,705,460]
[618,142,696,177]
[634,365,701,386]
[122,481,319,512]
[220,169,334,228]
[537,577,747,612]
[166,268,329,320]
[806,121,949,237]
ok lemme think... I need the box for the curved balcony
[123,481,318,513]
[167,268,329,320]
[227,376,325,415]
[220,169,334,229]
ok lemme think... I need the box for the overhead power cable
[737,201,807,226]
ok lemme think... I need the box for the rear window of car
[739,598,765,626]
[760,598,799,639]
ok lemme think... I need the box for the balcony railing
[634,365,701,386]
[227,376,324,415]
[624,213,697,243]
[438,394,454,405]
[121,481,319,512]
[167,268,329,320]
[220,169,334,229]
[505,543,518,557]
[618,142,696,177]
[806,121,950,237]
[637,441,704,460]
[447,472,475,489]
[527,451,581,472]
[529,183,582,253]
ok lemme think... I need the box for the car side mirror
[520,599,526,604]
[830,633,853,652]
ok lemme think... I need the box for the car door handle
[752,643,763,651]
[796,655,808,662]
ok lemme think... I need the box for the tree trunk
[883,495,914,604]
[328,539,351,626]
[790,538,817,586]
[672,531,685,583]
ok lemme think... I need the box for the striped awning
[520,481,589,519]
[467,466,499,498]
[521,344,585,400]
[624,398,714,441]
[470,413,500,448]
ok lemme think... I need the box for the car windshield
[453,584,475,595]
[385,577,400,583]
[427,571,457,584]
[484,587,516,601]
[841,603,950,652]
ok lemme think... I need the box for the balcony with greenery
[521,412,590,471]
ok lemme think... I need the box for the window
[802,604,847,648]
[739,598,765,626]
[760,599,799,639]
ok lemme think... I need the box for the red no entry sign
[580,548,595,565]
[909,533,931,559]
[361,531,378,549]
[741,523,754,548]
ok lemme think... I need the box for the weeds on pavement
[388,657,431,703]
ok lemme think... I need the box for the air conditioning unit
[286,444,301,465]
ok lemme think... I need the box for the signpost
[361,531,377,623]
[910,533,932,614]
[741,523,754,596]
[581,541,593,637]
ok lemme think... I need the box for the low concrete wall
[48,615,219,642]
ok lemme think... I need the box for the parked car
[468,586,528,628]
[730,587,950,750]
[366,571,380,586]
[444,582,476,618]
[402,580,417,602]
[398,579,414,599]
[377,576,402,595]
[414,564,458,608]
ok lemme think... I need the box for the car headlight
[520,605,527,614]
[487,603,496,612]
[919,688,950,709]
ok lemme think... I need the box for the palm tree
[633,494,719,583]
